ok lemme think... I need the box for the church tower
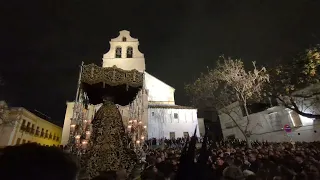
[102,30,145,72]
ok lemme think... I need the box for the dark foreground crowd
[1,137,320,180]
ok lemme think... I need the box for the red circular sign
[284,124,291,133]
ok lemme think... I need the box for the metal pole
[75,61,84,102]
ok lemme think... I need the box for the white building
[219,97,320,142]
[61,30,200,145]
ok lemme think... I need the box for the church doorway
[183,132,189,138]
[170,132,175,139]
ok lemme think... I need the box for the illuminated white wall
[148,108,199,139]
[102,30,145,72]
[219,105,320,142]
[144,72,175,105]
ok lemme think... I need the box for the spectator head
[248,153,256,163]
[223,166,245,180]
[156,156,162,163]
[295,154,304,164]
[216,157,225,166]
[0,143,79,180]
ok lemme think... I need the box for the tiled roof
[148,104,195,109]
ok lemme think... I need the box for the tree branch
[277,96,320,119]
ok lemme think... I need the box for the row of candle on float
[70,119,91,131]
[127,119,147,144]
[127,120,147,128]
[127,125,147,129]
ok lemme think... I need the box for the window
[169,132,175,139]
[26,122,30,132]
[49,133,52,139]
[174,113,178,119]
[31,124,35,134]
[115,47,122,58]
[21,119,26,130]
[36,127,40,136]
[45,130,48,138]
[227,134,235,140]
[56,137,60,142]
[16,138,21,145]
[225,122,234,129]
[122,37,127,41]
[22,139,26,144]
[126,46,133,58]
[151,112,155,116]
[183,132,189,138]
[289,111,303,127]
[53,134,56,141]
[41,128,44,137]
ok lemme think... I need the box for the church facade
[61,30,200,145]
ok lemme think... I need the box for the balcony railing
[35,130,40,136]
[40,132,44,137]
[45,133,48,138]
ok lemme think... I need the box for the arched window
[122,37,127,42]
[127,46,133,58]
[115,47,122,58]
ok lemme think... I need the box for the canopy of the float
[80,64,143,105]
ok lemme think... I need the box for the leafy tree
[185,56,269,146]
[0,101,22,139]
[267,45,320,119]
[0,101,9,126]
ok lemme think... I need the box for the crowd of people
[140,138,320,180]
[1,137,320,180]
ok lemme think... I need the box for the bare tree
[186,56,269,147]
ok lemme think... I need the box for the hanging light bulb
[128,125,132,129]
[136,140,140,144]
[71,124,76,128]
[138,121,142,124]
[75,135,81,139]
[143,125,147,129]
[141,136,145,140]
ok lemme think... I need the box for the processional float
[67,63,147,178]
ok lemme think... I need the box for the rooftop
[148,104,195,109]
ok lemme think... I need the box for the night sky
[1,0,320,126]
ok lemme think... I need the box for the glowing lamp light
[143,125,147,129]
[133,120,137,123]
[138,121,142,124]
[82,140,88,144]
[141,136,145,140]
[128,125,132,129]
[86,131,91,134]
[136,140,140,144]
[129,120,133,123]
[71,124,76,128]
[75,135,81,139]
[84,120,87,123]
